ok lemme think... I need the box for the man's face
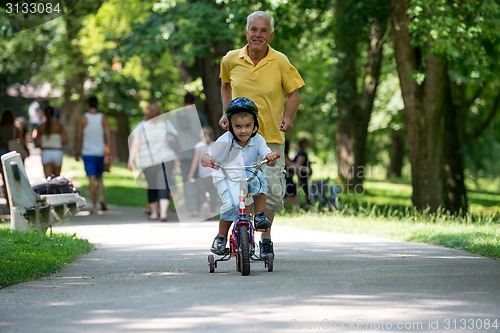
[245,16,274,53]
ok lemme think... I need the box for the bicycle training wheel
[208,255,215,273]
[238,225,251,276]
[265,253,274,272]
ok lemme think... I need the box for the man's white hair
[246,11,275,33]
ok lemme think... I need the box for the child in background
[188,126,218,215]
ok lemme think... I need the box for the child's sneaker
[259,238,274,259]
[210,234,227,255]
[254,212,271,230]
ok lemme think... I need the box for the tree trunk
[59,12,87,155]
[109,110,130,162]
[390,0,446,212]
[58,3,104,155]
[387,129,405,179]
[196,55,223,137]
[443,73,468,215]
[335,3,387,188]
[196,40,232,138]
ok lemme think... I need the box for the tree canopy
[1,0,498,213]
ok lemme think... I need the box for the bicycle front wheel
[238,225,251,276]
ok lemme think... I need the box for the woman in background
[34,106,69,177]
[128,102,177,221]
[0,109,26,209]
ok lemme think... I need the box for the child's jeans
[215,170,268,221]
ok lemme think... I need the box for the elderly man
[218,10,305,259]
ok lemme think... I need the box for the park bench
[1,151,85,233]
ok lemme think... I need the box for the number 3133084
[5,2,61,14]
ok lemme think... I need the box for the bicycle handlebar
[210,154,280,183]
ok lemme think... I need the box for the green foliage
[79,0,183,118]
[271,2,335,159]
[408,0,499,66]
[1,0,499,196]
[0,20,57,112]
[0,227,93,288]
[155,1,234,63]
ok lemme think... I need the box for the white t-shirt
[131,118,178,169]
[208,131,271,182]
[194,140,213,178]
[82,113,105,156]
[28,101,41,125]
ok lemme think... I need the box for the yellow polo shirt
[220,45,305,144]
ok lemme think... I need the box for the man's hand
[265,152,279,166]
[218,114,229,130]
[278,115,294,132]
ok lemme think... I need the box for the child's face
[231,113,255,143]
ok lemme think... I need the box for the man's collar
[239,44,276,61]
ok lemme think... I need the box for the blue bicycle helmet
[225,97,259,140]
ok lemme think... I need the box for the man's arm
[74,116,85,160]
[219,82,232,130]
[102,115,112,157]
[279,90,300,132]
[102,116,112,147]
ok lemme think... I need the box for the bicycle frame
[207,159,274,275]
[214,160,267,256]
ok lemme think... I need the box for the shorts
[262,143,285,212]
[41,149,63,167]
[215,169,268,221]
[82,155,105,177]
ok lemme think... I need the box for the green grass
[282,176,499,259]
[61,157,148,207]
[339,178,500,215]
[279,211,500,259]
[0,226,93,288]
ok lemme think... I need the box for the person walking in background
[128,102,177,221]
[74,96,112,215]
[188,126,218,216]
[218,10,305,258]
[0,109,26,209]
[171,92,207,217]
[15,117,30,155]
[28,98,42,140]
[283,139,299,211]
[33,106,68,178]
[294,137,312,208]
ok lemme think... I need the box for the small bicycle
[207,158,278,276]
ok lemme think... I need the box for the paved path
[1,150,500,332]
[1,207,500,332]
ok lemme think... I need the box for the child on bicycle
[201,97,279,255]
